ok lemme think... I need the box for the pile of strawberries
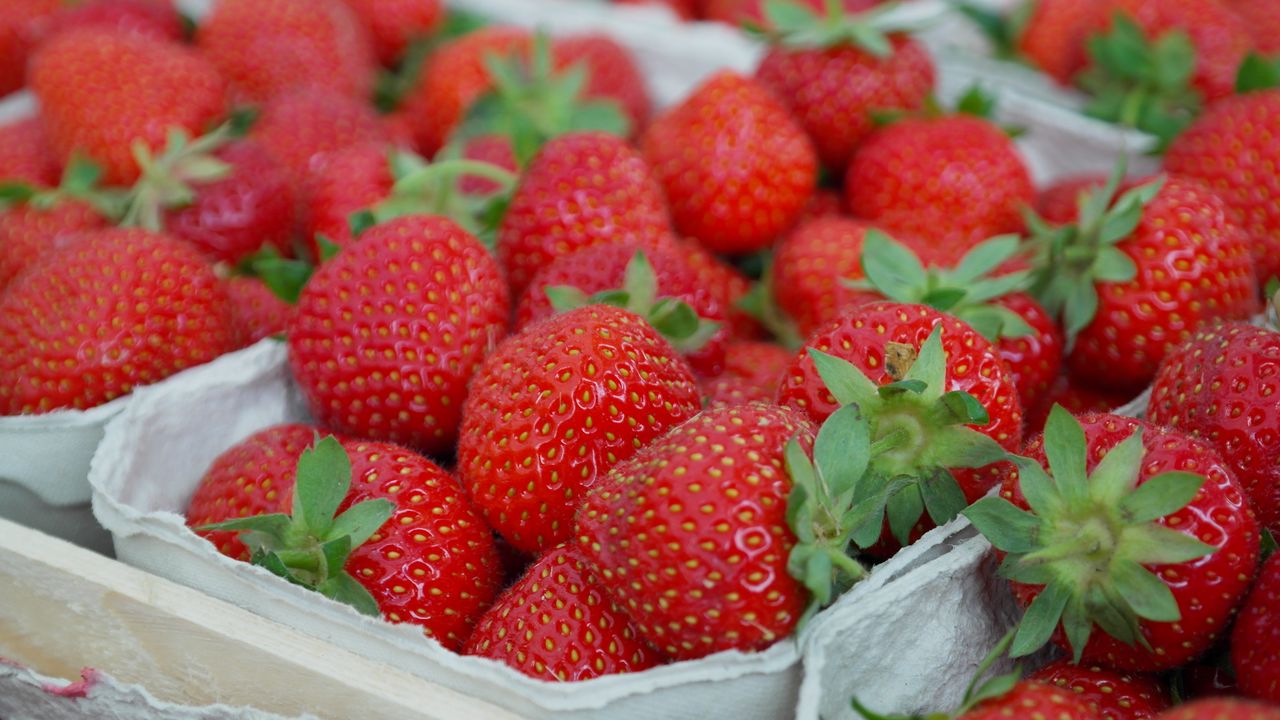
[1,0,1278,717]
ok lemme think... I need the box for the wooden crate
[0,518,522,720]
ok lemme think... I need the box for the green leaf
[957,305,1036,341]
[1012,454,1064,519]
[952,235,1022,283]
[919,470,968,527]
[885,483,925,546]
[931,426,1010,469]
[920,287,969,311]
[1120,471,1206,524]
[1151,31,1195,92]
[1110,558,1181,622]
[1088,426,1146,507]
[621,250,659,314]
[1237,53,1280,94]
[0,183,37,204]
[1062,281,1101,342]
[317,571,382,617]
[291,436,352,539]
[999,552,1056,585]
[1263,529,1278,561]
[197,513,293,543]
[938,391,990,426]
[1093,247,1138,283]
[1097,200,1144,246]
[902,325,946,398]
[316,236,342,262]
[564,100,632,137]
[349,210,377,239]
[860,229,929,301]
[250,255,312,305]
[963,497,1041,554]
[1061,599,1094,663]
[1041,405,1088,506]
[327,499,396,549]
[1010,580,1072,658]
[544,285,590,313]
[255,550,302,585]
[955,85,996,119]
[319,535,352,580]
[877,379,928,398]
[814,404,871,500]
[847,23,892,59]
[763,0,822,34]
[1091,583,1143,647]
[802,548,835,606]
[1120,524,1216,565]
[807,348,880,408]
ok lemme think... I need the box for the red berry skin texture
[996,293,1065,413]
[553,34,652,134]
[1067,175,1259,393]
[339,0,442,66]
[844,115,1034,257]
[463,544,661,681]
[1030,660,1171,720]
[576,402,816,660]
[1164,91,1280,288]
[1152,699,1280,720]
[957,681,1100,720]
[673,237,763,340]
[458,305,702,556]
[304,141,395,253]
[0,200,107,291]
[1149,322,1280,536]
[1226,0,1280,55]
[642,71,817,255]
[225,277,293,347]
[1018,0,1106,85]
[0,228,236,415]
[1024,373,1136,437]
[770,217,884,338]
[701,340,792,407]
[46,0,184,44]
[287,216,509,455]
[1232,554,1280,702]
[1001,414,1260,672]
[755,34,935,173]
[0,117,59,187]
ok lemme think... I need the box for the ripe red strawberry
[1024,373,1136,436]
[966,411,1260,671]
[0,199,107,291]
[288,215,509,455]
[553,34,652,134]
[1036,174,1108,225]
[456,134,518,196]
[1148,322,1280,535]
[576,402,817,659]
[399,27,532,156]
[1232,553,1280,702]
[701,340,792,406]
[0,0,60,98]
[1029,661,1170,720]
[845,114,1033,257]
[45,0,182,44]
[1153,699,1280,720]
[463,543,661,680]
[458,305,701,555]
[956,681,1099,720]
[196,0,375,104]
[799,188,847,223]
[1227,0,1280,54]
[1011,0,1106,85]
[0,117,59,187]
[303,141,396,251]
[338,0,442,66]
[703,0,879,26]
[497,131,674,296]
[29,28,227,185]
[754,2,935,172]
[642,71,817,255]
[198,434,503,650]
[1027,172,1258,393]
[1164,90,1280,287]
[0,228,235,414]
[516,242,729,376]
[225,276,293,346]
[672,237,763,339]
[777,302,1023,553]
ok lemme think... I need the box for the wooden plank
[0,519,524,720]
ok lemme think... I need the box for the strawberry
[1148,322,1280,535]
[552,34,652,134]
[399,27,532,156]
[196,0,376,104]
[517,244,729,376]
[965,410,1260,671]
[1153,700,1280,720]
[955,681,1099,720]
[770,217,884,337]
[844,114,1033,258]
[0,0,60,98]
[1029,661,1170,720]
[1036,174,1108,226]
[1026,171,1258,393]
[338,0,442,66]
[199,435,503,651]
[463,543,661,680]
[0,117,59,187]
[672,237,763,339]
[701,340,792,407]
[1024,373,1136,436]
[777,303,1023,553]
[703,0,879,27]
[457,304,702,555]
[575,402,818,659]
[0,228,236,414]
[0,199,106,291]
[1016,0,1106,85]
[287,215,509,455]
[455,134,518,196]
[642,71,817,255]
[1164,89,1280,287]
[799,188,847,223]
[1231,553,1280,702]
[303,142,396,251]
[753,0,935,172]
[29,28,227,185]
[1226,0,1280,55]
[225,276,293,346]
[497,131,673,297]
[45,0,182,44]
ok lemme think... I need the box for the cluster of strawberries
[0,0,1277,718]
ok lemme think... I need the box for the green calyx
[1236,52,1280,94]
[951,0,1037,63]
[545,250,721,353]
[121,126,236,231]
[239,237,341,305]
[805,326,1009,549]
[198,436,395,617]
[1077,12,1202,148]
[455,31,631,166]
[1024,159,1164,350]
[0,154,127,218]
[845,230,1035,343]
[755,0,922,56]
[963,406,1215,661]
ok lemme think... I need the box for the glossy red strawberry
[1152,699,1280,720]
[957,681,1099,720]
[0,117,59,187]
[0,228,236,414]
[968,412,1260,671]
[576,402,816,659]
[1024,373,1136,436]
[1227,0,1280,54]
[673,237,763,339]
[456,134,518,196]
[458,305,701,555]
[1029,661,1170,720]
[1164,90,1280,288]
[0,199,107,291]
[642,71,817,255]
[303,141,395,251]
[463,543,661,680]
[288,215,509,455]
[845,115,1033,257]
[45,0,182,44]
[339,0,442,66]
[0,0,60,98]
[1036,174,1108,225]
[225,276,293,346]
[30,28,227,185]
[553,34,651,134]
[497,131,674,296]
[1148,322,1280,535]
[1232,553,1280,702]
[1018,0,1106,84]
[196,0,375,104]
[701,340,792,407]
[770,217,884,338]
